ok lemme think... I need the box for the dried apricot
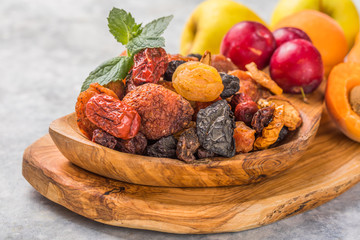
[172,61,224,102]
[75,83,119,139]
[233,121,256,153]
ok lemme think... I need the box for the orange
[346,32,360,63]
[273,10,348,75]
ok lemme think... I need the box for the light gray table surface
[1,0,360,239]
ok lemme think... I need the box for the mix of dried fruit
[74,8,303,163]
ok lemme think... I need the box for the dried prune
[146,136,177,158]
[123,83,194,140]
[251,105,275,134]
[211,54,238,73]
[274,126,289,145]
[92,129,117,149]
[197,147,217,159]
[219,73,240,99]
[131,48,168,86]
[163,60,186,81]
[192,97,222,121]
[172,61,224,102]
[186,53,202,61]
[75,83,119,139]
[254,105,285,150]
[176,128,200,162]
[116,132,147,154]
[86,94,141,140]
[196,100,236,157]
[234,101,258,126]
[233,121,256,153]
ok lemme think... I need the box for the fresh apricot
[273,10,348,75]
[346,32,360,63]
[325,62,360,142]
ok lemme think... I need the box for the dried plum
[186,53,202,61]
[251,106,275,134]
[163,60,186,81]
[176,128,200,162]
[116,132,147,154]
[92,129,117,149]
[219,73,240,99]
[146,136,177,158]
[196,100,236,157]
[197,147,216,159]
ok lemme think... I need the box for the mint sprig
[81,8,173,92]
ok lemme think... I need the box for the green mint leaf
[81,56,133,92]
[141,15,173,37]
[107,8,141,45]
[126,36,165,55]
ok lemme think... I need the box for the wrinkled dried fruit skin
[196,100,236,157]
[229,70,260,101]
[131,48,168,86]
[234,101,259,126]
[254,105,285,150]
[211,54,239,73]
[157,80,177,92]
[163,60,186,81]
[116,132,147,155]
[168,54,198,62]
[230,93,252,110]
[123,83,194,140]
[86,94,141,140]
[173,121,196,140]
[267,96,302,131]
[192,97,222,121]
[251,105,275,134]
[176,128,200,162]
[104,80,125,100]
[233,121,256,153]
[146,136,177,158]
[75,83,119,139]
[197,147,217,159]
[219,73,240,99]
[92,129,117,149]
[273,126,289,145]
[172,62,224,102]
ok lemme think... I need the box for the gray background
[1,0,360,239]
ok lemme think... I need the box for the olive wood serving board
[23,113,360,234]
[48,90,323,187]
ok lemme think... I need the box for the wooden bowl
[49,91,323,187]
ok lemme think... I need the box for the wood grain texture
[48,91,323,187]
[23,112,360,234]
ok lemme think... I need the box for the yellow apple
[180,0,265,55]
[271,0,359,48]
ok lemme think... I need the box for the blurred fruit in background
[220,21,276,70]
[325,62,360,142]
[346,32,360,63]
[180,0,265,56]
[273,10,348,75]
[272,27,311,47]
[270,0,359,48]
[270,39,323,94]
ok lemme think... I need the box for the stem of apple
[300,87,309,104]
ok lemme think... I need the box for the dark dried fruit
[251,106,275,134]
[176,128,200,162]
[274,126,289,145]
[131,48,168,86]
[86,94,141,140]
[92,129,117,149]
[211,54,238,73]
[116,132,147,155]
[125,71,137,93]
[196,100,236,157]
[75,83,119,139]
[123,83,194,140]
[234,101,258,126]
[163,60,186,81]
[219,73,240,99]
[186,53,202,61]
[146,136,177,158]
[233,121,255,153]
[197,147,217,159]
